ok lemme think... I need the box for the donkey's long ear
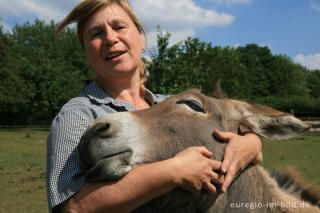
[238,102,310,139]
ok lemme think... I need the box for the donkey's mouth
[99,148,132,162]
[85,149,133,182]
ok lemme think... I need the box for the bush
[251,95,319,115]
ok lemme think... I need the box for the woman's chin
[97,68,138,81]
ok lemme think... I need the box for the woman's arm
[213,130,263,192]
[60,159,176,213]
[59,146,222,213]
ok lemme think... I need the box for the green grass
[0,130,48,213]
[262,131,320,186]
[0,130,319,212]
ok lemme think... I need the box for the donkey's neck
[210,165,319,213]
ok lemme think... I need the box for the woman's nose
[104,29,118,46]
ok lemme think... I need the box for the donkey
[78,90,320,212]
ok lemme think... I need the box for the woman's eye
[91,32,102,39]
[116,26,126,30]
[176,100,205,114]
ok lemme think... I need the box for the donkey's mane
[271,168,320,207]
[213,80,228,99]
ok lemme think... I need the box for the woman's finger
[210,173,223,185]
[210,160,222,171]
[221,146,234,174]
[195,146,213,158]
[207,170,220,182]
[222,156,249,193]
[204,181,217,195]
[213,130,235,141]
[221,164,238,193]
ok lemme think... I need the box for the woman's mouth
[105,51,126,61]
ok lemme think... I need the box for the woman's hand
[213,130,263,193]
[172,146,222,197]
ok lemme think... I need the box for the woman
[47,0,263,212]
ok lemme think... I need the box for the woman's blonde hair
[56,0,147,95]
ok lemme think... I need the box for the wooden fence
[300,117,320,132]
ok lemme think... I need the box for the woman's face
[83,4,145,81]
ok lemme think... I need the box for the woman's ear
[140,33,146,52]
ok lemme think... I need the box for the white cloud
[133,0,234,31]
[311,0,320,11]
[0,0,78,23]
[233,43,241,48]
[132,0,234,31]
[0,0,235,50]
[131,0,235,49]
[146,29,195,50]
[142,55,152,62]
[1,22,12,33]
[259,42,272,50]
[230,0,251,3]
[208,0,251,6]
[294,53,320,70]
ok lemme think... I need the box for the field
[0,130,48,213]
[262,132,320,186]
[0,130,319,212]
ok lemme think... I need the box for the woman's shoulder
[59,93,92,114]
[56,91,118,122]
[50,93,94,127]
[59,80,107,115]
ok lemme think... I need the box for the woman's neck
[96,73,149,110]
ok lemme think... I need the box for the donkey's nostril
[94,122,112,138]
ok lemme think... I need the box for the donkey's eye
[176,100,205,114]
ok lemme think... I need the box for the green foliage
[1,21,319,125]
[306,69,320,98]
[0,20,91,125]
[148,31,319,114]
[252,95,317,113]
[0,26,34,124]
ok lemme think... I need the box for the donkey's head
[78,90,310,182]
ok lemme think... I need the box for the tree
[8,20,91,124]
[0,26,34,125]
[306,70,320,98]
[148,31,316,113]
[1,21,318,125]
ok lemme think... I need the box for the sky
[0,0,319,70]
